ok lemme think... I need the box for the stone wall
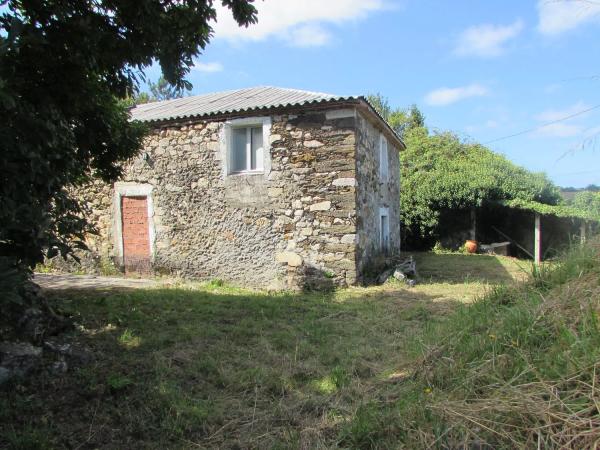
[354,111,402,280]
[54,106,365,289]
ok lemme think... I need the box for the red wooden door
[121,196,151,273]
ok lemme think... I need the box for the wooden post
[534,213,541,265]
[581,220,587,244]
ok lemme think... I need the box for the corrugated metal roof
[130,86,356,123]
[129,85,404,148]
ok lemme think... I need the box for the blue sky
[143,0,600,188]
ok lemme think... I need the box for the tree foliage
[368,95,564,246]
[502,198,599,221]
[133,76,191,104]
[401,127,561,243]
[367,94,424,137]
[127,76,191,105]
[0,1,257,272]
[569,191,600,219]
[149,76,191,101]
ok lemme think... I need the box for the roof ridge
[259,85,338,98]
[133,86,262,110]
[143,86,342,106]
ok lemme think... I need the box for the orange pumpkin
[465,240,478,254]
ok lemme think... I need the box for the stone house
[76,86,404,289]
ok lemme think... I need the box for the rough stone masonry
[55,97,402,290]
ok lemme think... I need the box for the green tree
[369,94,562,247]
[400,128,560,245]
[389,104,426,137]
[149,76,191,101]
[127,76,190,105]
[0,1,257,294]
[571,191,600,218]
[132,91,153,106]
[367,94,425,137]
[367,93,393,121]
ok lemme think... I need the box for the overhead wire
[483,104,600,145]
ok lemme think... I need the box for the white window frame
[379,133,389,181]
[112,182,156,264]
[379,206,390,252]
[222,116,271,176]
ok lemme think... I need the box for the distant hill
[560,184,600,201]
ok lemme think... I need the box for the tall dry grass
[350,240,600,449]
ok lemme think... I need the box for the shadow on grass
[1,277,462,450]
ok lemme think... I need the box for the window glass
[250,126,263,171]
[231,127,247,172]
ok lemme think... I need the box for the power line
[483,103,600,145]
[561,75,600,82]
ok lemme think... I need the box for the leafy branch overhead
[0,1,258,270]
[132,77,192,105]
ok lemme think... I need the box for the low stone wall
[52,107,365,290]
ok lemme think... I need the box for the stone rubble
[377,256,418,287]
[0,341,42,385]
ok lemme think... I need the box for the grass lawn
[411,252,529,299]
[1,253,526,449]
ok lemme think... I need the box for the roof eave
[131,96,406,150]
[130,96,353,125]
[355,97,406,150]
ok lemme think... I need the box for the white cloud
[288,24,331,47]
[537,0,600,35]
[454,19,524,58]
[424,84,488,106]
[544,83,562,94]
[533,101,590,137]
[535,101,590,121]
[192,61,224,73]
[535,123,583,137]
[464,119,501,133]
[212,0,386,46]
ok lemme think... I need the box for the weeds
[118,328,141,348]
[205,278,224,288]
[106,374,134,392]
[4,425,53,450]
[99,258,121,276]
[388,240,600,449]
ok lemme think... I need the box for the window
[222,117,271,177]
[379,133,388,181]
[230,126,264,173]
[380,207,390,252]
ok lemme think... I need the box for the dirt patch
[34,273,159,291]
